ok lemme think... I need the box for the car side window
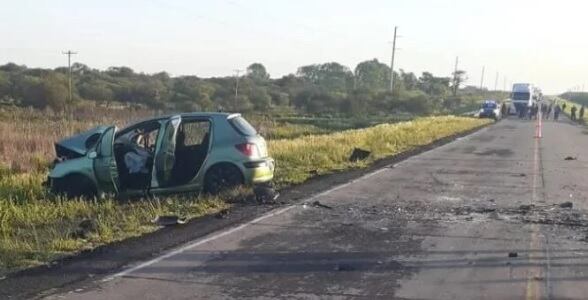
[180,121,211,147]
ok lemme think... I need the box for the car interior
[171,120,211,186]
[112,119,211,191]
[114,122,159,190]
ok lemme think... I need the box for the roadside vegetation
[0,61,506,118]
[0,59,500,276]
[0,108,489,276]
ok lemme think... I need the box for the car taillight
[235,143,259,157]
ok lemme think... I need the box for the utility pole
[494,72,499,91]
[62,50,77,107]
[389,26,398,94]
[503,76,507,92]
[479,66,485,90]
[233,69,244,110]
[452,56,459,96]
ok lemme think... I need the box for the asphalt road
[47,116,588,300]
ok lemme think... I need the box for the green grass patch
[270,116,490,186]
[0,115,489,275]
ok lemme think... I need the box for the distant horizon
[3,0,587,94]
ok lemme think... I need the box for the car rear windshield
[229,116,257,136]
[482,102,497,109]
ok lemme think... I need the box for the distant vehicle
[47,113,275,198]
[511,83,540,118]
[478,100,501,120]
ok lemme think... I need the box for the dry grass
[0,106,489,276]
[0,105,156,172]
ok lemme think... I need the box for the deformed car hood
[55,126,108,159]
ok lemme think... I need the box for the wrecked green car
[48,113,274,198]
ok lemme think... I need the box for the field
[0,105,490,276]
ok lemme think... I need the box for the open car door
[93,126,120,195]
[153,115,181,188]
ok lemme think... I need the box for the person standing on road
[563,102,567,112]
[580,105,585,123]
[547,103,553,120]
[554,104,561,121]
[501,102,507,118]
[571,105,577,121]
[541,103,548,119]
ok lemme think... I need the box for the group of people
[521,102,561,121]
[567,103,585,122]
[519,101,585,123]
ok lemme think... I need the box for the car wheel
[204,164,243,195]
[51,175,97,199]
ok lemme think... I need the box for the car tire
[51,174,97,199]
[204,164,244,195]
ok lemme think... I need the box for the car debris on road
[152,215,187,226]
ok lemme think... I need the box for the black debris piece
[312,200,333,209]
[309,169,319,176]
[215,209,230,219]
[70,219,99,239]
[253,185,280,203]
[334,264,356,271]
[565,156,578,161]
[152,215,187,226]
[79,219,97,232]
[349,148,371,162]
[559,202,573,209]
[508,252,518,258]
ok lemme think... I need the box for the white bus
[511,83,539,117]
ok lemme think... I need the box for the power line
[479,66,485,90]
[389,26,398,94]
[62,50,77,108]
[233,69,244,109]
[452,56,459,96]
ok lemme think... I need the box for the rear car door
[93,126,120,194]
[152,115,181,188]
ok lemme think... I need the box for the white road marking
[103,126,488,282]
[103,167,389,282]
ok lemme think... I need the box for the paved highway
[48,117,588,299]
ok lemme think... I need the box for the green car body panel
[48,113,274,198]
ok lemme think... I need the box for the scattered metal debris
[312,200,333,209]
[559,202,573,209]
[70,219,98,239]
[349,148,371,162]
[152,215,187,226]
[215,209,230,219]
[334,264,355,271]
[508,252,518,258]
[253,185,280,203]
[564,156,578,161]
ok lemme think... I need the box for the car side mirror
[88,151,98,159]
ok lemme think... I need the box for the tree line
[0,60,501,116]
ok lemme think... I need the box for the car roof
[119,112,239,133]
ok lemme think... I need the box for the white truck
[511,83,539,118]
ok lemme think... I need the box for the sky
[1,0,588,94]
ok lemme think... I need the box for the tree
[41,74,69,111]
[297,62,353,93]
[246,63,270,82]
[78,81,114,102]
[354,59,390,90]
